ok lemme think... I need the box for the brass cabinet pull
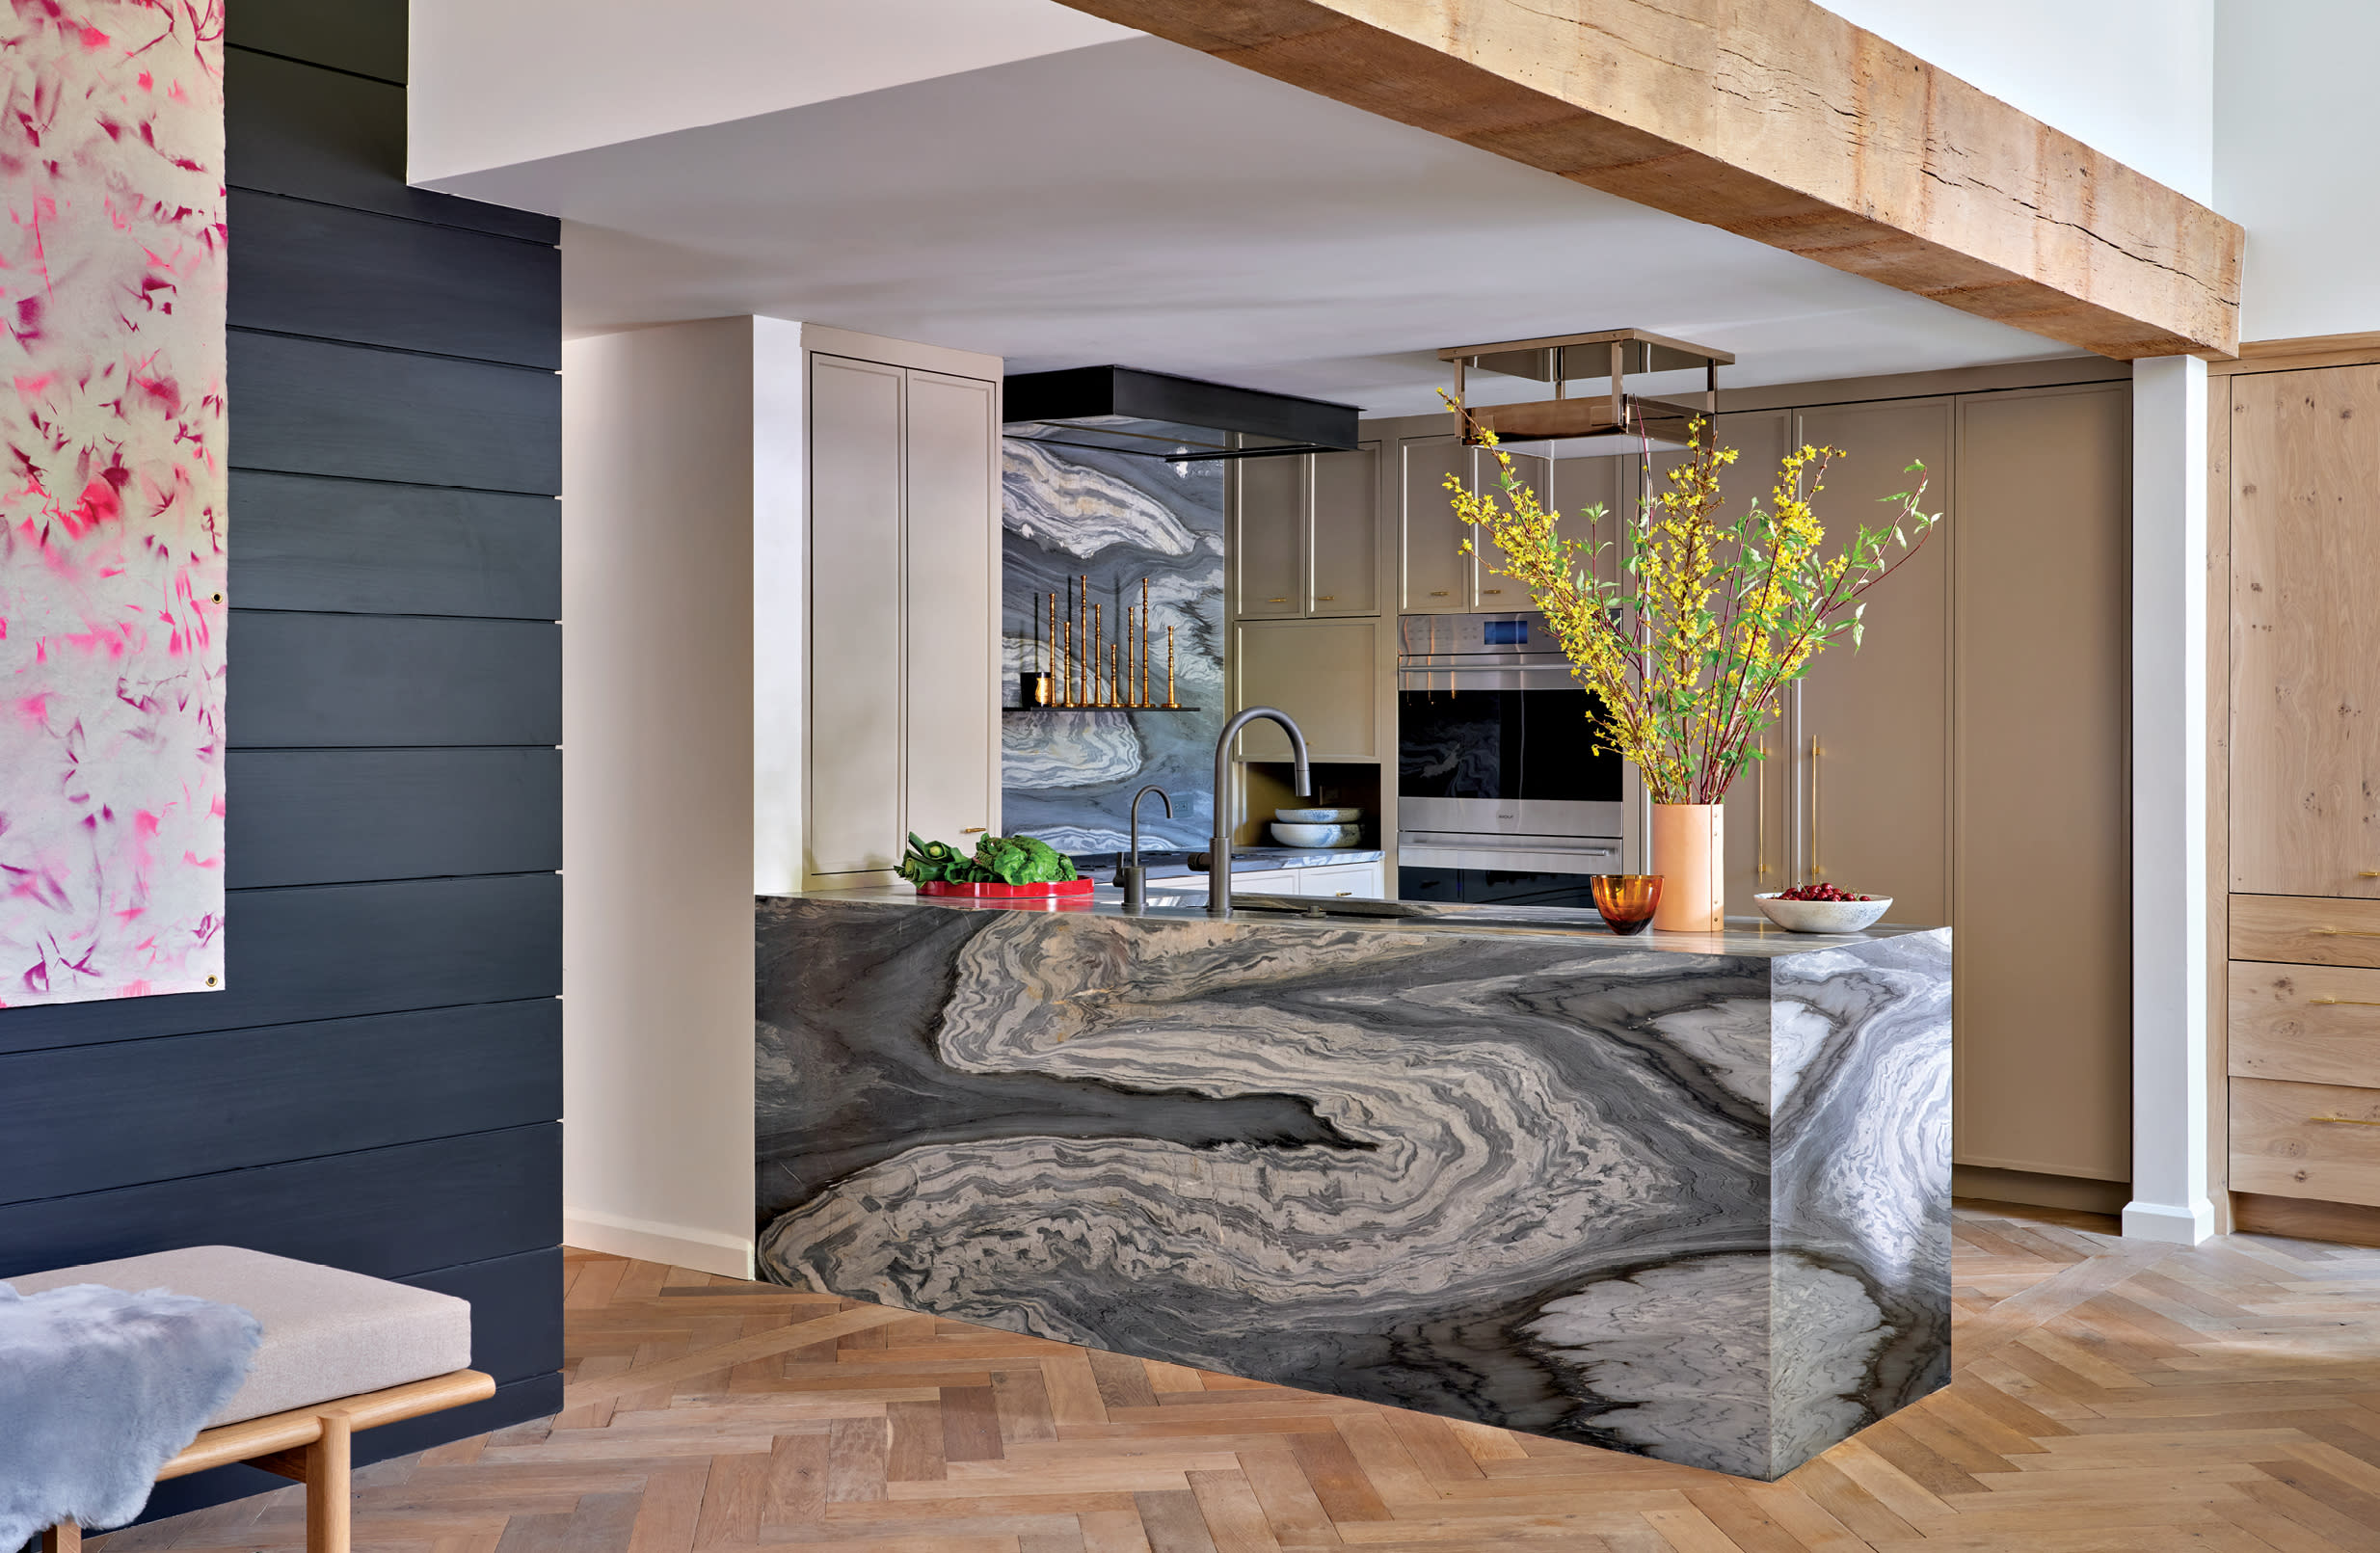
[2311,927,2380,939]
[1755,739,1770,877]
[2362,870,2380,878]
[1483,587,1505,595]
[1316,595,1336,602]
[2312,997,2380,1007]
[961,826,987,834]
[1808,736,1824,881]
[2311,1114,2380,1126]
[1429,590,1451,597]
[1335,890,1354,897]
[1266,597,1290,603]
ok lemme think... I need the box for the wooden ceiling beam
[1059,0,2241,359]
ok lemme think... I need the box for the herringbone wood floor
[94,1204,2380,1553]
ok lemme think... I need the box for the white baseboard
[2121,1196,2217,1245]
[565,1206,756,1279]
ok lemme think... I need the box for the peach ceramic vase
[1649,803,1725,931]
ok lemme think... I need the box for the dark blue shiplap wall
[0,0,564,1518]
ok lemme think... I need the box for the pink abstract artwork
[0,1,226,1004]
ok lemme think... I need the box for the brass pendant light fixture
[1438,328,1731,456]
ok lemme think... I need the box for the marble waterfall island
[754,892,1952,1480]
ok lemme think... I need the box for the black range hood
[1003,365,1359,464]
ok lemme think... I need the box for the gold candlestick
[1110,643,1120,707]
[1139,578,1152,707]
[1061,620,1073,707]
[1165,625,1177,708]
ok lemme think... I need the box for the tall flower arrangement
[1443,408,1940,806]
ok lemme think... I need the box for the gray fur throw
[0,1280,260,1544]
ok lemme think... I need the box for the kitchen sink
[1223,894,1436,921]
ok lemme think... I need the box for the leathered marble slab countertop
[754,889,1952,1479]
[774,884,1939,959]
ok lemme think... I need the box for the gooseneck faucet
[1210,707,1312,918]
[1120,784,1172,913]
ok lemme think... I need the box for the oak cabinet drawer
[2230,961,2380,1086]
[2231,1076,2380,1206]
[2232,894,2380,969]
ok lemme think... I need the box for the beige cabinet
[1950,385,2131,1184]
[1234,455,1305,619]
[805,352,999,885]
[1787,399,1956,924]
[1399,434,1549,612]
[1234,443,1380,618]
[1234,617,1387,762]
[1311,444,1378,615]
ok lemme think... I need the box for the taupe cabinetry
[806,353,999,884]
[1233,443,1379,618]
[1787,398,1955,925]
[1948,386,2131,1185]
[1399,433,1547,612]
[1234,616,1388,762]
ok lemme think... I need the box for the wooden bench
[12,1247,497,1553]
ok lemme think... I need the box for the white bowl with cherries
[1754,883,1891,934]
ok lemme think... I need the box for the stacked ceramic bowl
[1270,807,1364,848]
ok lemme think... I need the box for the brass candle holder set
[1025,576,1181,710]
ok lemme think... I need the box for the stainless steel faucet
[1121,785,1172,913]
[1210,707,1312,917]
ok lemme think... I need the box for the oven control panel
[1399,610,1555,660]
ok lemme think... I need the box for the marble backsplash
[1002,440,1222,854]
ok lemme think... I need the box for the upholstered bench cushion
[8,1246,470,1428]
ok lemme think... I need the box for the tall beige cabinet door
[1236,455,1305,617]
[1402,435,1473,609]
[1714,412,1794,915]
[1310,442,1377,615]
[808,356,907,877]
[1473,447,1548,609]
[1953,385,2130,1182]
[1789,399,1954,923]
[903,369,1000,847]
[2232,367,2380,897]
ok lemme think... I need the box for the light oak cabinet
[805,353,999,884]
[1233,443,1380,619]
[2231,369,2380,898]
[2224,367,2380,1224]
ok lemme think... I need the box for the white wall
[2214,0,2380,340]
[1820,0,2214,202]
[410,0,1135,184]
[562,318,761,1276]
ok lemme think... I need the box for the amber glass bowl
[1591,874,1663,935]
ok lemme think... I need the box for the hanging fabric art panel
[1,2,227,1004]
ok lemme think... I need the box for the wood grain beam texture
[1060,0,2241,359]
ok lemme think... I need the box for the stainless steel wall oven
[1397,612,1621,906]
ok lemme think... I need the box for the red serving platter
[917,878,1095,900]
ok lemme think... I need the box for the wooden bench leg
[43,1525,81,1553]
[305,1411,351,1553]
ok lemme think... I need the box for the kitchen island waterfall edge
[754,892,1951,1480]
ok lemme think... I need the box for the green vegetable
[897,832,970,884]
[898,832,1078,887]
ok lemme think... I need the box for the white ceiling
[424,33,2088,416]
